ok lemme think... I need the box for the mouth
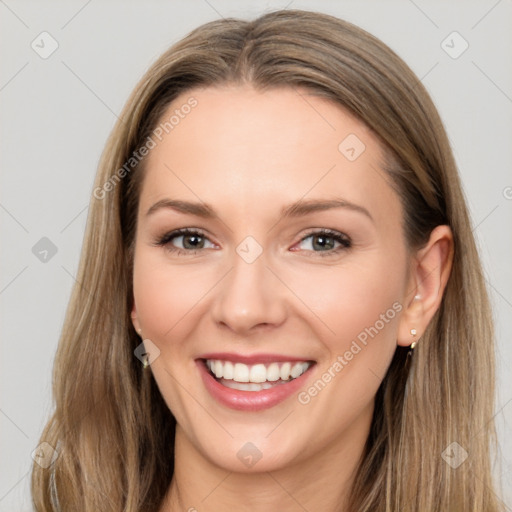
[205,359,312,391]
[196,354,316,411]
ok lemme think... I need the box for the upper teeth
[205,360,311,383]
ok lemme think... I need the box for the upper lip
[197,352,315,365]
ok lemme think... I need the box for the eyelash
[154,228,352,257]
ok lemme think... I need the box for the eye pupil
[313,235,335,251]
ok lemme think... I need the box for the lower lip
[197,360,315,411]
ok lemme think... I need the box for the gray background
[1,0,511,510]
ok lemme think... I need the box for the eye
[154,228,216,255]
[154,227,351,257]
[293,229,351,256]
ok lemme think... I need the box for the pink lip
[196,359,315,412]
[198,352,312,365]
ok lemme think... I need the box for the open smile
[196,354,316,411]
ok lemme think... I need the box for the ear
[131,301,142,336]
[397,225,454,347]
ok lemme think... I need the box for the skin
[130,85,453,511]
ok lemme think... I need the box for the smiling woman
[31,9,505,512]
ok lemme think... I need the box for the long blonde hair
[31,9,504,511]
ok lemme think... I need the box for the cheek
[132,254,211,340]
[286,257,405,439]
[132,254,209,413]
[331,272,401,343]
[291,258,404,336]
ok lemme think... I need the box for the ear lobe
[131,303,142,335]
[397,225,454,347]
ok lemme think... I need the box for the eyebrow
[145,198,373,222]
[281,198,373,221]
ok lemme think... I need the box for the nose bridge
[211,236,287,333]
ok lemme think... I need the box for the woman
[31,9,505,512]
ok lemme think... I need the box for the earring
[410,328,417,350]
[139,331,150,369]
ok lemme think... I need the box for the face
[131,85,413,472]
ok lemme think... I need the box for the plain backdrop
[1,0,511,510]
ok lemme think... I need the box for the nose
[210,245,288,336]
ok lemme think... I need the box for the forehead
[138,85,400,225]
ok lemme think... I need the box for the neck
[160,403,372,512]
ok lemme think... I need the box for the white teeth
[266,362,280,381]
[280,362,291,380]
[221,380,277,391]
[233,363,249,383]
[213,360,223,379]
[205,359,312,384]
[249,364,267,383]
[223,361,234,380]
[291,362,307,378]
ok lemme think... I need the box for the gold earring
[410,328,417,349]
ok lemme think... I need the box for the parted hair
[32,9,504,511]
